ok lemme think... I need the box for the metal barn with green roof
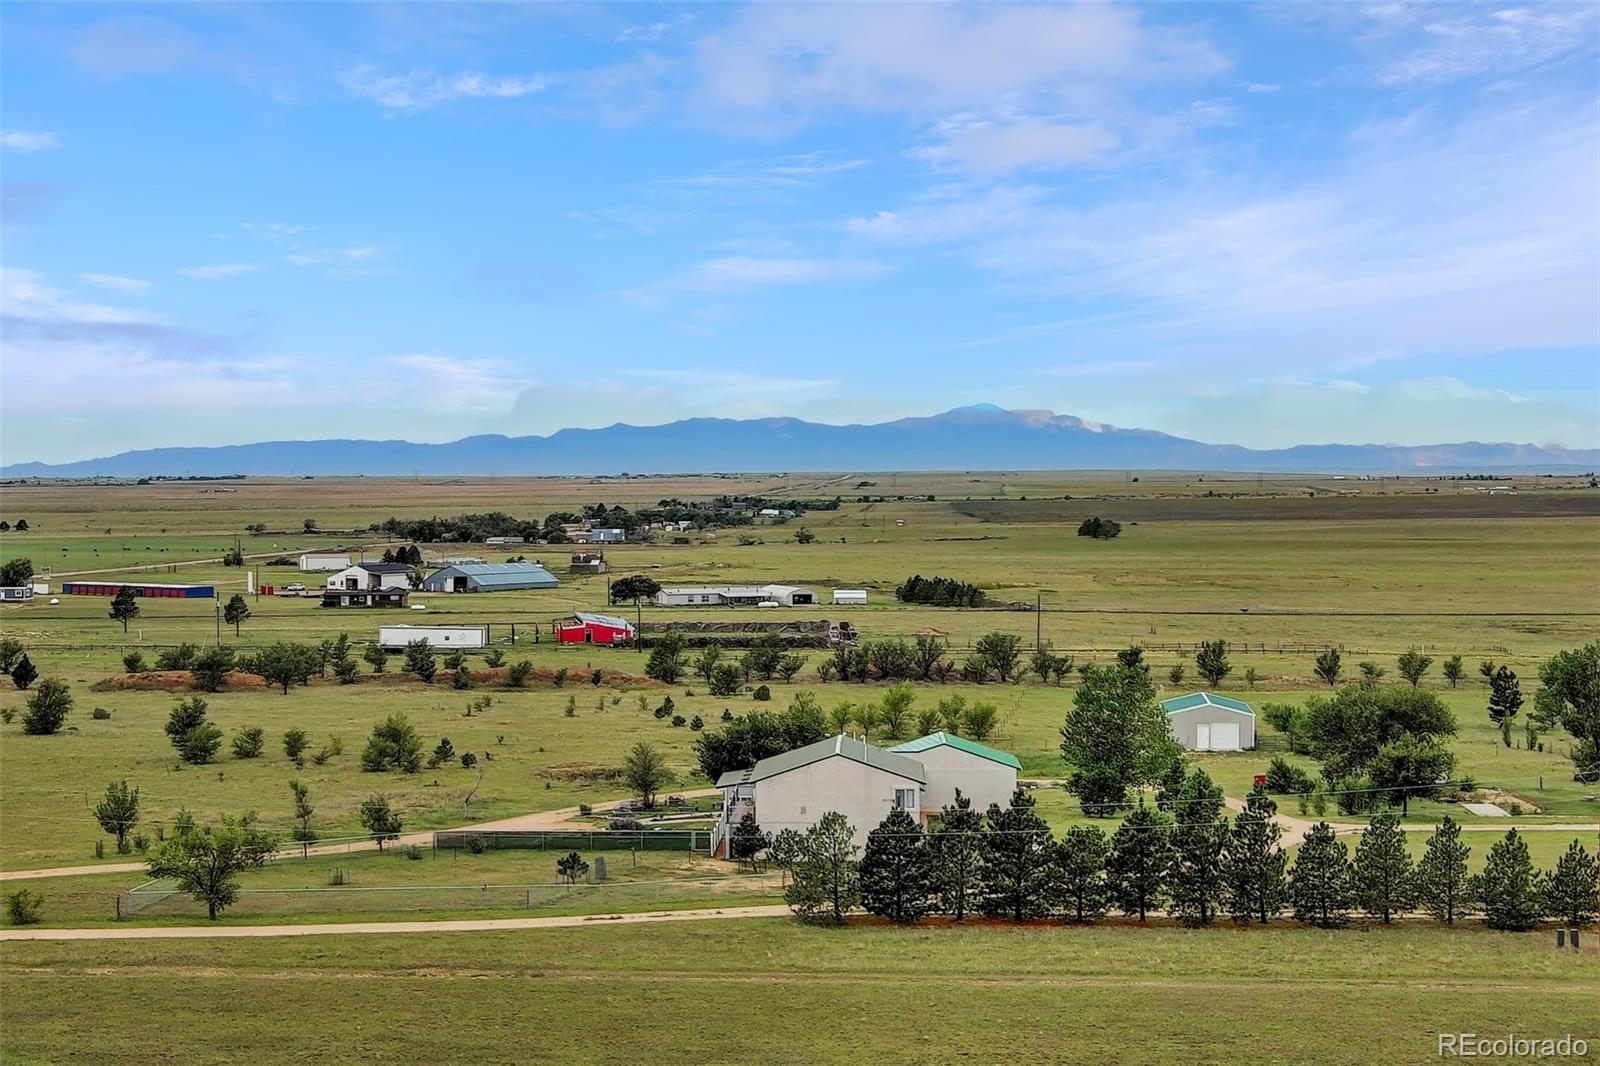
[1160,692,1256,751]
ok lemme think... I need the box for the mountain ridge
[4,406,1594,477]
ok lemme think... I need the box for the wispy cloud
[1363,3,1600,87]
[78,273,150,293]
[341,66,549,112]
[624,255,888,310]
[1,130,62,152]
[178,263,257,280]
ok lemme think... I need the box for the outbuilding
[321,587,409,609]
[1161,692,1256,751]
[325,562,412,591]
[832,589,868,605]
[654,583,815,607]
[0,586,34,603]
[888,732,1019,815]
[377,624,488,650]
[553,611,635,645]
[299,552,351,572]
[420,561,559,593]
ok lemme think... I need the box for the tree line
[761,779,1599,931]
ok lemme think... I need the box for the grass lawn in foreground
[1,919,1595,1065]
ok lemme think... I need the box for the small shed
[1161,692,1256,751]
[299,552,351,572]
[0,586,34,603]
[832,589,868,605]
[554,611,635,645]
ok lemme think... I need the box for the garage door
[1210,722,1241,751]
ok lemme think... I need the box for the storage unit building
[554,611,635,645]
[299,553,351,572]
[62,581,214,598]
[420,561,559,593]
[654,583,815,607]
[377,624,488,650]
[1161,692,1256,751]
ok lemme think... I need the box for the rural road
[0,904,791,941]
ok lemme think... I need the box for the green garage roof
[1160,692,1255,717]
[889,731,1022,770]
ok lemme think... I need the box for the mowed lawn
[2,919,1596,1065]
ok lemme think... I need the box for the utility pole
[1035,592,1042,650]
[214,597,222,646]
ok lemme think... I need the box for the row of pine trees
[765,770,1599,929]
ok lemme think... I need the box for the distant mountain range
[4,405,1595,477]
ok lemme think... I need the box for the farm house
[324,562,411,591]
[553,611,635,645]
[420,561,559,593]
[377,624,488,650]
[1161,692,1257,751]
[62,581,214,598]
[654,584,815,607]
[710,732,1022,856]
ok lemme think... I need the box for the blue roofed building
[419,561,560,593]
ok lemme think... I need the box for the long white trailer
[377,624,488,650]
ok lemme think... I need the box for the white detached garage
[1161,692,1256,752]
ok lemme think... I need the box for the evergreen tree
[1313,647,1342,687]
[1476,829,1542,931]
[1195,640,1232,687]
[1352,812,1414,923]
[1054,825,1110,923]
[223,594,251,636]
[860,807,936,923]
[1415,816,1472,925]
[1542,840,1599,927]
[977,788,1055,921]
[10,652,37,691]
[929,789,985,922]
[1487,665,1523,724]
[729,812,771,874]
[1167,768,1228,927]
[1291,822,1354,928]
[1222,784,1287,924]
[93,780,140,854]
[783,811,860,924]
[1106,803,1174,921]
[109,586,140,633]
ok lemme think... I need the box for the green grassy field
[2,919,1595,1065]
[1,473,1596,871]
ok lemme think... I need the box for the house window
[894,788,917,810]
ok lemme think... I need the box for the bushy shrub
[92,706,112,720]
[5,889,43,926]
[752,684,771,701]
[122,651,146,674]
[1265,756,1316,795]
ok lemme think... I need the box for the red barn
[555,611,635,645]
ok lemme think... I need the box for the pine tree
[1487,665,1524,724]
[929,789,984,922]
[1055,825,1110,923]
[109,586,140,633]
[977,788,1055,921]
[1352,812,1414,923]
[1291,822,1353,928]
[1415,816,1472,924]
[1106,803,1174,921]
[729,812,771,874]
[1168,768,1228,927]
[1476,829,1541,931]
[783,811,860,924]
[1542,840,1599,927]
[860,807,936,923]
[1222,783,1287,924]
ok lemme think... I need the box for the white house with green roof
[888,731,1020,815]
[1160,692,1256,751]
[710,731,1021,856]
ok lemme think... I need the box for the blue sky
[2,2,1597,463]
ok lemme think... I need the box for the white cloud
[913,119,1119,174]
[1,130,61,152]
[77,273,150,293]
[241,221,306,244]
[1362,3,1600,87]
[178,263,256,279]
[284,244,379,266]
[341,65,548,112]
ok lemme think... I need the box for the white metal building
[1161,692,1257,751]
[377,624,488,650]
[832,589,868,605]
[325,562,412,591]
[654,583,816,607]
[299,552,352,572]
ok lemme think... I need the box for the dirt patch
[94,671,266,692]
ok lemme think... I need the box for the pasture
[2,919,1596,1065]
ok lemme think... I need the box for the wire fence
[432,829,712,854]
[116,872,777,921]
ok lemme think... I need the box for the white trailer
[832,589,868,605]
[377,624,488,650]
